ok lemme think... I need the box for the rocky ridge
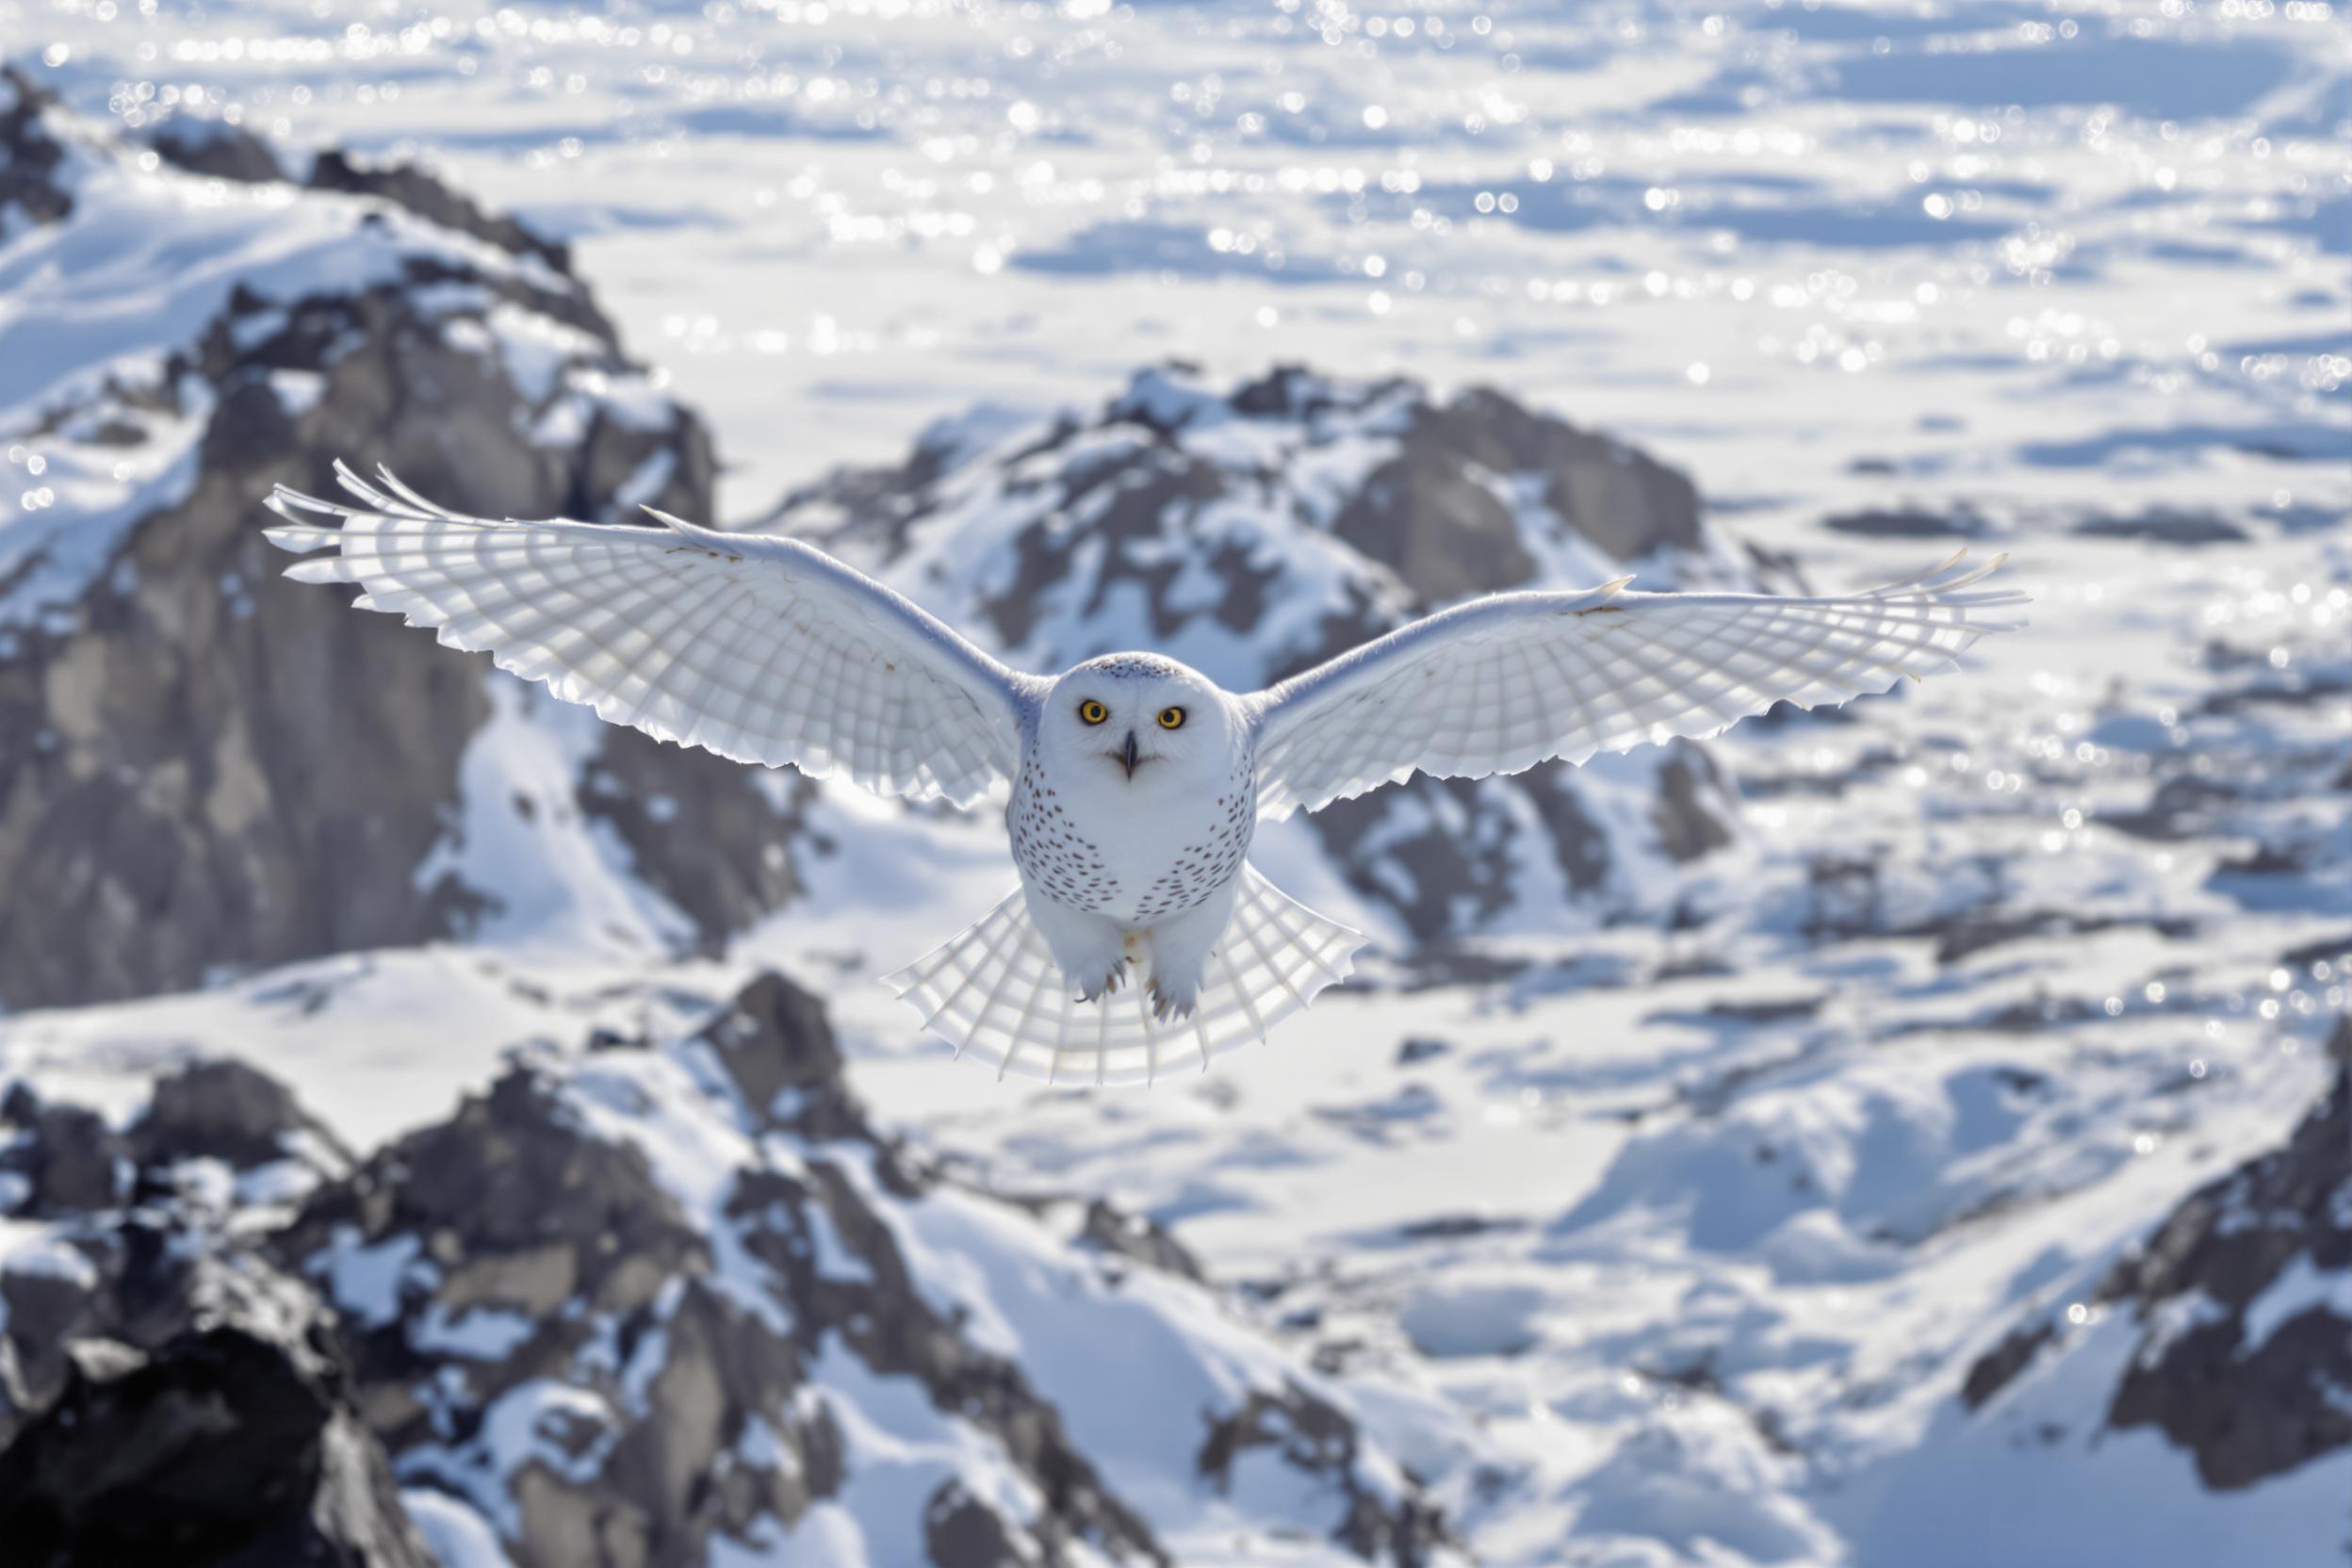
[0,975,1452,1566]
[0,1056,426,1565]
[0,79,809,1010]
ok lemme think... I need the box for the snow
[313,1227,428,1330]
[3,0,2348,1560]
[400,1490,514,1568]
[1396,1278,1549,1359]
[412,676,700,961]
[0,88,632,634]
[2241,1251,2352,1352]
[412,1302,539,1361]
[806,1340,1051,1568]
[1829,1319,2352,1568]
[0,1228,99,1290]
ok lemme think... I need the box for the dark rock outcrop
[1963,1017,2352,1490]
[254,971,1442,1566]
[309,148,575,275]
[0,1064,424,1565]
[268,973,1162,1568]
[2,969,1444,1568]
[0,93,812,1010]
[0,1320,431,1568]
[577,739,815,954]
[0,1086,129,1217]
[1079,1198,1205,1283]
[1324,380,1702,581]
[0,69,72,230]
[127,1057,353,1172]
[2099,1016,2352,1487]
[145,115,286,185]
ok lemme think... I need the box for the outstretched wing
[265,464,1038,807]
[1249,553,2026,819]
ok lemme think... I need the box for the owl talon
[1149,980,1197,1021]
[1077,964,1125,1004]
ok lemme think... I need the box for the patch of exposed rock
[1201,1381,1446,1567]
[142,112,286,186]
[0,1065,422,1564]
[2073,509,2249,546]
[2099,1016,2352,1487]
[1821,504,1993,540]
[1963,1016,2352,1489]
[309,147,577,276]
[0,70,72,231]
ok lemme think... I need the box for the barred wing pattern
[882,865,1367,1086]
[1250,553,2026,820]
[263,465,1036,806]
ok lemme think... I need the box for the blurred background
[0,1,2345,1563]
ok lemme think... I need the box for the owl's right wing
[265,464,1039,808]
[1247,553,2025,819]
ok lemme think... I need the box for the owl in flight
[266,466,2023,1086]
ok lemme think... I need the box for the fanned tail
[881,865,1367,1086]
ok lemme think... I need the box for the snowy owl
[264,465,2024,1085]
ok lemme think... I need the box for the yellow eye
[1157,706,1185,730]
[1079,699,1108,726]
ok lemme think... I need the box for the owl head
[1040,654,1233,788]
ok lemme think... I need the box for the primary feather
[265,463,1037,807]
[1248,553,2027,820]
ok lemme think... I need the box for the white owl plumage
[265,464,2025,1085]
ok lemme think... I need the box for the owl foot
[1077,962,1127,1004]
[1149,978,1198,1022]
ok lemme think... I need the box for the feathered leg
[1145,878,1239,1021]
[1023,886,1130,1003]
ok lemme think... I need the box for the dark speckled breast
[1008,743,1256,924]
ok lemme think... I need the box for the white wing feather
[1250,552,2027,819]
[882,863,1366,1086]
[264,463,1038,806]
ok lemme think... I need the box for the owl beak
[1119,730,1141,778]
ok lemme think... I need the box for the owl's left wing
[265,464,1038,807]
[1248,553,2025,819]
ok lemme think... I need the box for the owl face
[1040,655,1230,788]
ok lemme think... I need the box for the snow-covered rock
[0,976,1456,1564]
[772,363,1757,951]
[0,83,813,1010]
[0,71,72,233]
[1966,1015,2352,1489]
[272,970,1450,1565]
[0,1059,422,1565]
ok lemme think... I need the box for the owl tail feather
[880,863,1367,1086]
